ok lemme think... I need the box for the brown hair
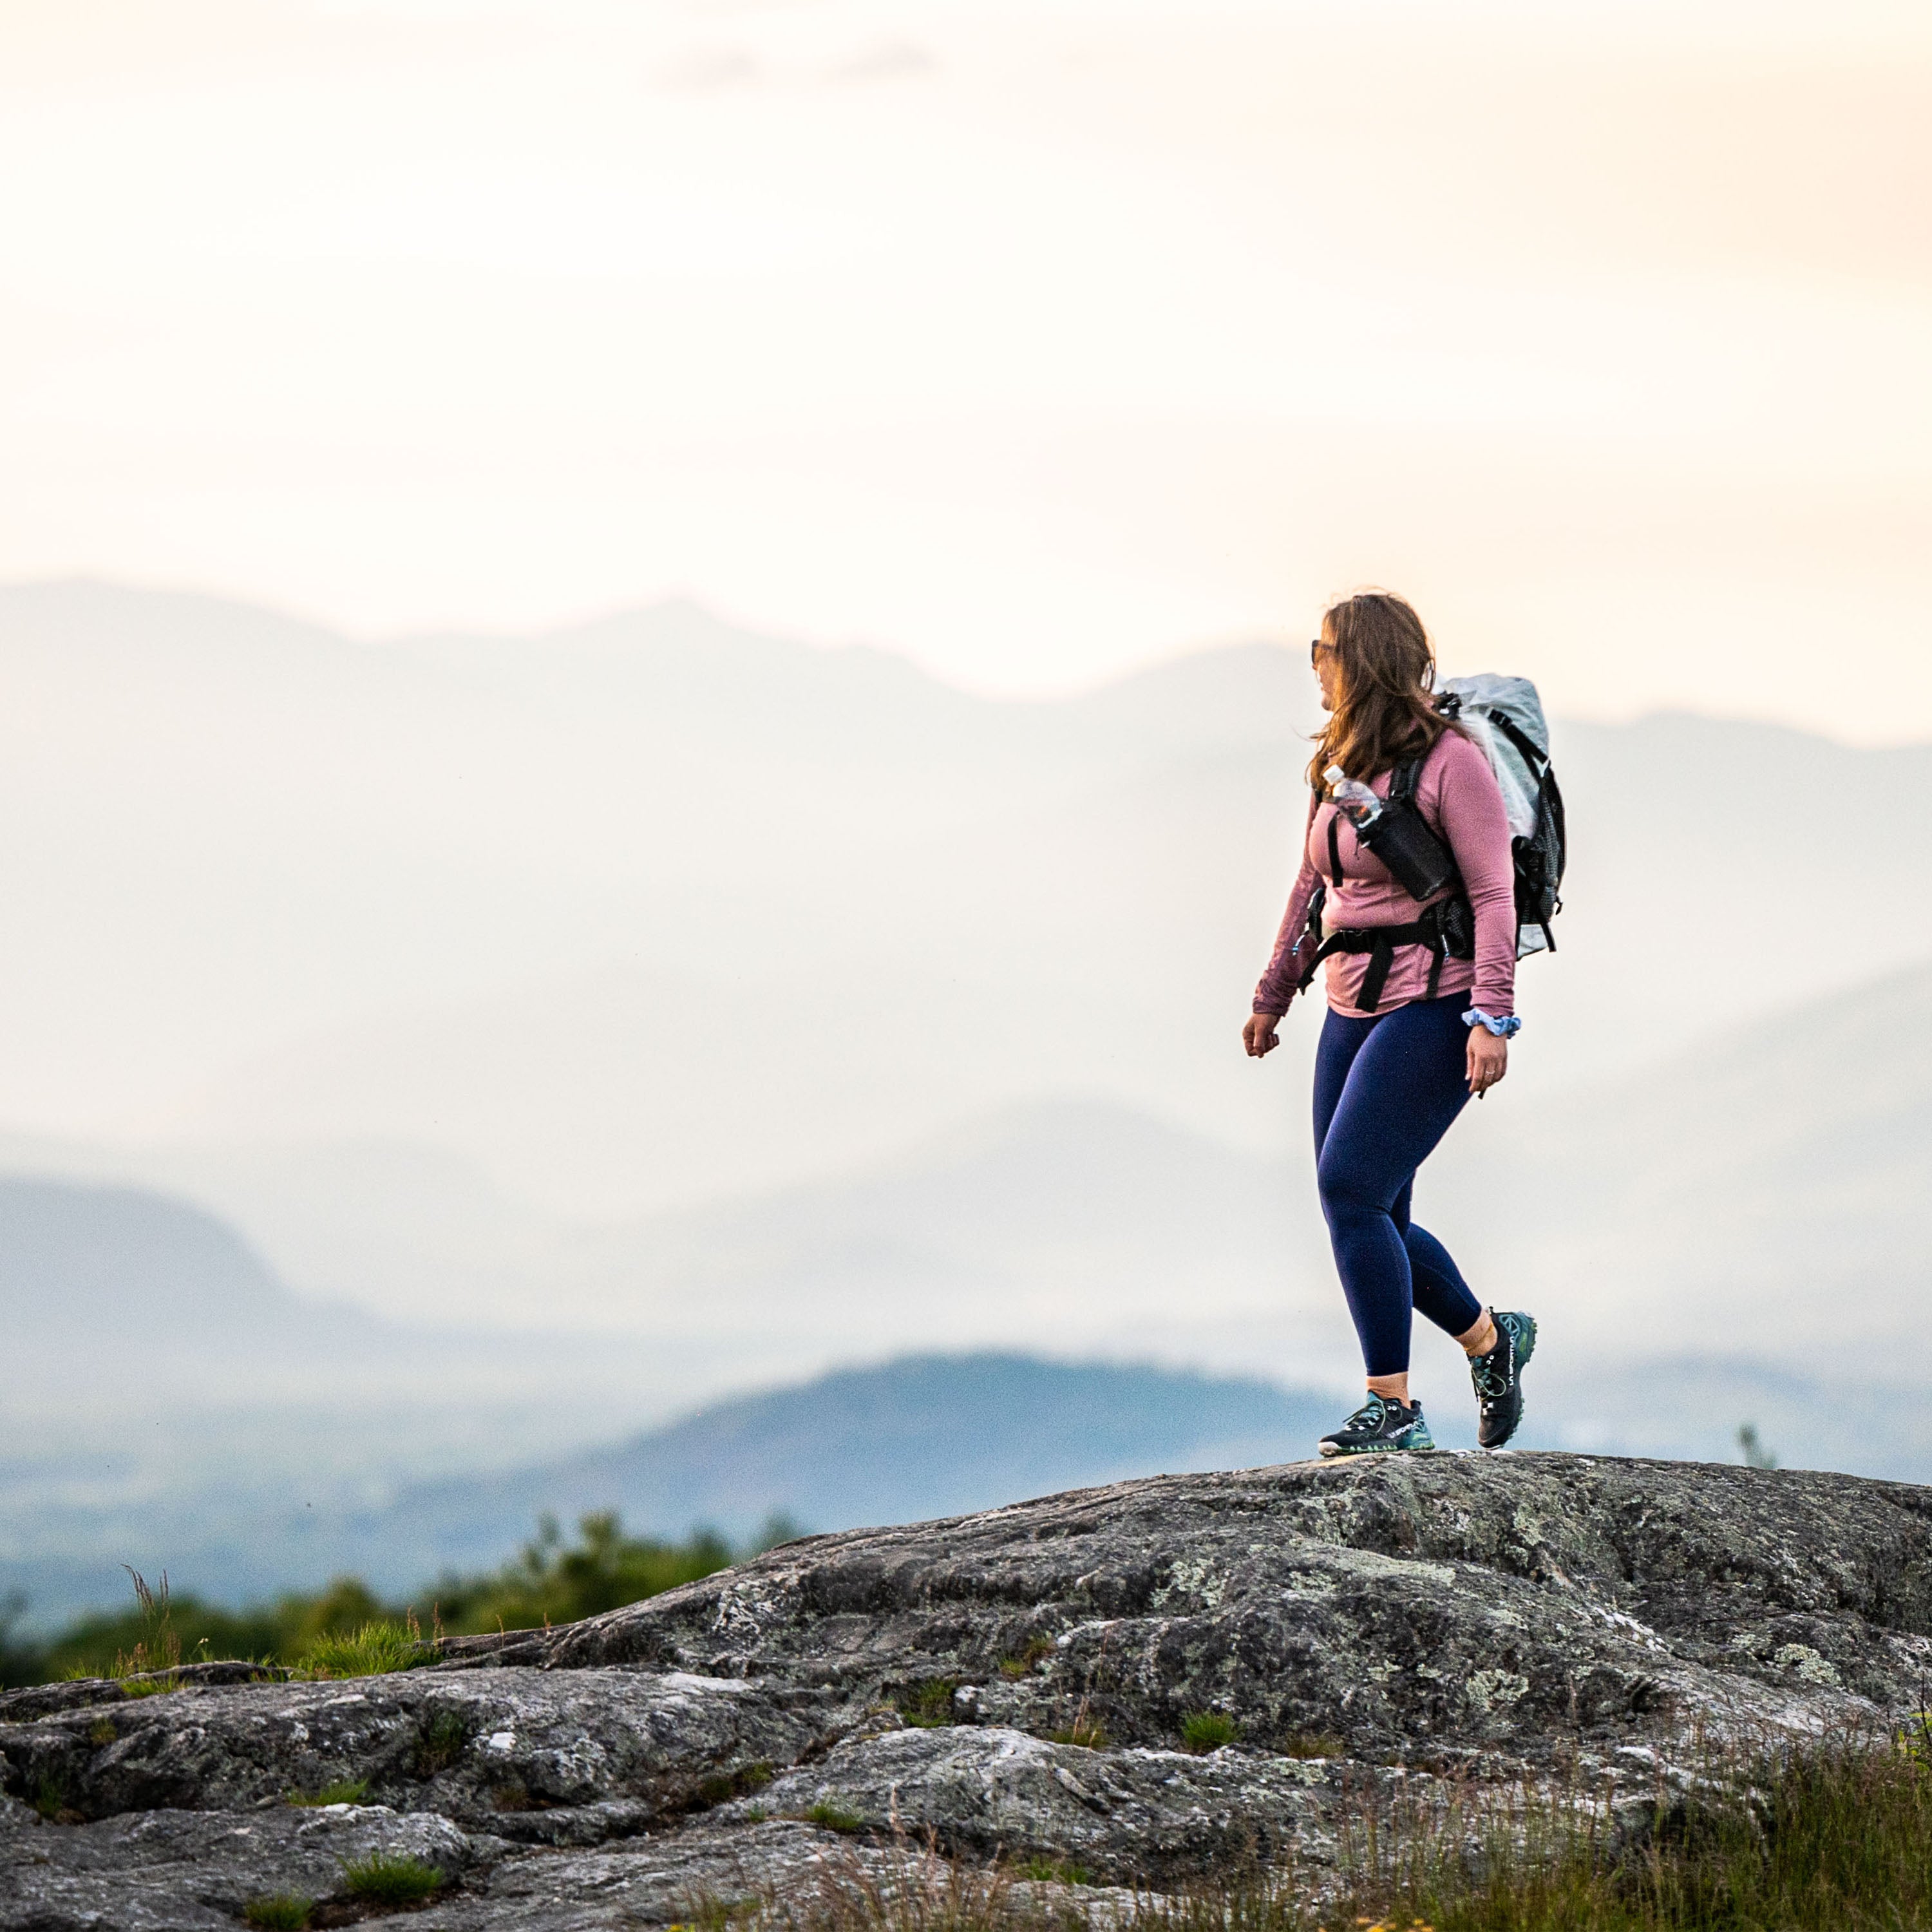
[1306,591,1459,797]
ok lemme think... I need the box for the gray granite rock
[1,1666,822,1836]
[2,1455,1926,1926]
[0,1800,497,1931]
[440,1451,1932,1776]
[719,1723,1372,1884]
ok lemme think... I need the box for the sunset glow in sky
[3,0,1929,735]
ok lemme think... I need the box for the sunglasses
[1309,638,1335,665]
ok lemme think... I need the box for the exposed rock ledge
[4,1454,1929,1930]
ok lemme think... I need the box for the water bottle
[1324,764,1460,902]
[1325,766,1383,830]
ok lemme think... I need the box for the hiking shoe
[1318,1394,1436,1457]
[1472,1310,1537,1449]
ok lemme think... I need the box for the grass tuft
[106,1567,182,1687]
[1278,1729,1344,1759]
[1016,1858,1094,1886]
[1045,1717,1108,1750]
[284,1777,369,1807]
[412,1706,470,1776]
[242,1895,314,1930]
[897,1678,958,1729]
[696,1762,774,1808]
[298,1615,430,1680]
[117,1672,186,1698]
[88,1716,116,1747]
[999,1637,1056,1680]
[340,1852,443,1904]
[672,1895,760,1932]
[1179,1710,1237,1754]
[806,1799,867,1833]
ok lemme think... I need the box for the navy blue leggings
[1312,992,1485,1378]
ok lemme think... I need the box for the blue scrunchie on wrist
[1463,1009,1521,1038]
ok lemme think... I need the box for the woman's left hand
[1466,1027,1508,1098]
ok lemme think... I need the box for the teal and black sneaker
[1472,1310,1537,1449]
[1318,1394,1436,1457]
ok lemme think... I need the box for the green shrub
[433,1510,742,1633]
[16,1515,784,1689]
[1179,1710,1236,1753]
[805,1799,866,1833]
[285,1777,368,1807]
[340,1852,442,1904]
[33,1775,69,1821]
[242,1896,313,1929]
[30,1574,383,1687]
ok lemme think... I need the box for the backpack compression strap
[1481,709,1549,772]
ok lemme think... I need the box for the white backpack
[1437,675,1566,958]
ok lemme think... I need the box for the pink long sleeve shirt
[1253,727,1517,1019]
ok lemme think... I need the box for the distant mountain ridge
[1,1352,1345,1620]
[364,1352,1343,1571]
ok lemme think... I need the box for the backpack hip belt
[1296,891,1475,1014]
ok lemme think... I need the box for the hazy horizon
[10,571,1932,752]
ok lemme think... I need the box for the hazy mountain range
[2,580,1929,1618]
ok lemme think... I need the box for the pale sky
[3,0,1929,737]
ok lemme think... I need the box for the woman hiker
[1243,591,1536,1456]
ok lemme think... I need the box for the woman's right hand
[1243,1012,1282,1058]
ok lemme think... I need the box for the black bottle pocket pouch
[1357,800,1460,903]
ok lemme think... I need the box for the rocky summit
[4,1453,1929,1929]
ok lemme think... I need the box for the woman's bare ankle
[1456,1310,1498,1359]
[1365,1373,1411,1405]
